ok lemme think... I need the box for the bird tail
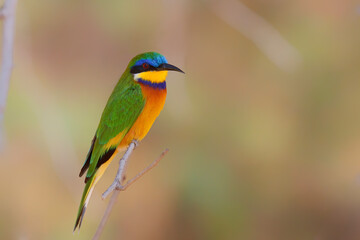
[73,158,113,231]
[73,173,96,232]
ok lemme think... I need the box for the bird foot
[115,183,125,191]
[132,140,139,148]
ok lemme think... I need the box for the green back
[85,64,145,178]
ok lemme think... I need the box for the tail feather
[74,205,86,231]
[74,175,96,231]
[74,157,114,231]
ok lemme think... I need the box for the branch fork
[92,140,169,240]
[101,140,138,199]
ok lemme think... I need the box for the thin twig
[0,7,4,19]
[92,147,169,240]
[209,0,301,72]
[120,148,169,191]
[0,0,17,146]
[92,190,120,240]
[101,140,138,199]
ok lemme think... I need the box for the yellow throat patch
[136,70,168,83]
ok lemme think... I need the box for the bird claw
[132,140,139,148]
[115,184,125,191]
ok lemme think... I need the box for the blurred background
[1,0,360,239]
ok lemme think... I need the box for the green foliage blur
[1,0,360,239]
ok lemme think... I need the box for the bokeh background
[1,0,360,239]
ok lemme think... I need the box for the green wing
[81,81,145,180]
[97,84,145,145]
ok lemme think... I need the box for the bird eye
[142,63,149,69]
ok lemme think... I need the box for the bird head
[128,52,184,85]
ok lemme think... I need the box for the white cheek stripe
[134,73,141,81]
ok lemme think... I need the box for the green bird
[74,52,184,230]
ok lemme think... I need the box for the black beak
[157,63,184,73]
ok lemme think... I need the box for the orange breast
[119,84,167,147]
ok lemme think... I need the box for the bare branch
[92,146,169,240]
[92,190,120,240]
[101,140,138,199]
[0,7,4,19]
[0,0,17,145]
[120,148,169,191]
[209,0,301,72]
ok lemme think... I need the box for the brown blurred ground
[1,0,360,239]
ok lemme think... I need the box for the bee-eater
[74,52,184,231]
